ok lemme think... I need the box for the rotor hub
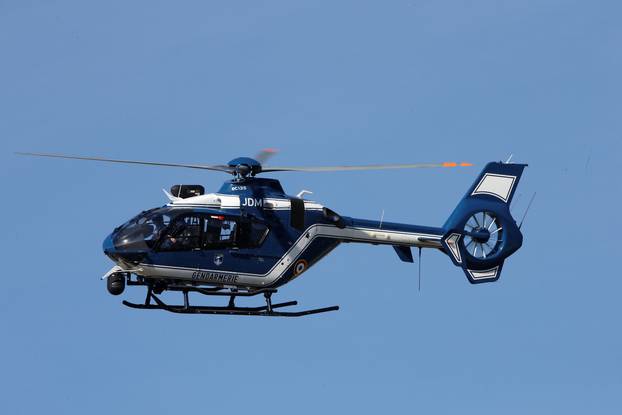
[228,157,262,178]
[469,227,491,244]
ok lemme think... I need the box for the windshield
[113,207,179,251]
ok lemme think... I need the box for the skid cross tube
[122,284,339,317]
[167,286,278,298]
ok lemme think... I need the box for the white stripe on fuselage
[136,224,442,288]
[169,194,324,211]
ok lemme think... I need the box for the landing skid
[122,286,339,317]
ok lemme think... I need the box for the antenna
[505,154,514,164]
[418,247,422,292]
[519,192,537,230]
[379,209,385,229]
[510,193,523,215]
[296,190,313,199]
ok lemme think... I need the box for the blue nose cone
[103,233,115,254]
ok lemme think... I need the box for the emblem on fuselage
[294,259,308,276]
[214,254,224,266]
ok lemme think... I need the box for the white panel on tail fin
[471,173,516,203]
[467,266,499,281]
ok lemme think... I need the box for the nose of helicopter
[102,230,149,265]
[102,233,115,255]
[103,208,167,262]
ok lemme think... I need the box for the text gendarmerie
[191,271,239,284]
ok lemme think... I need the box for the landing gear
[107,273,126,296]
[122,283,339,317]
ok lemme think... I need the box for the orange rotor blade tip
[460,162,473,167]
[263,148,278,153]
[442,162,458,167]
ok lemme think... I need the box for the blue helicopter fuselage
[103,177,444,290]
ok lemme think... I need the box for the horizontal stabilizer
[393,245,414,263]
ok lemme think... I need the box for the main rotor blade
[254,148,279,164]
[262,162,473,173]
[15,152,234,173]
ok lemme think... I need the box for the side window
[143,212,172,247]
[159,215,202,251]
[200,216,268,249]
[237,220,269,248]
[202,216,238,249]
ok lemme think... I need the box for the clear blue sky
[1,1,621,413]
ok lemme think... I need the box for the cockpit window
[159,214,202,251]
[157,214,269,251]
[113,208,174,251]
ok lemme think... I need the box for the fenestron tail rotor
[463,211,503,260]
[15,151,473,178]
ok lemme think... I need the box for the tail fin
[441,161,527,283]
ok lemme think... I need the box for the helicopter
[18,150,527,317]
